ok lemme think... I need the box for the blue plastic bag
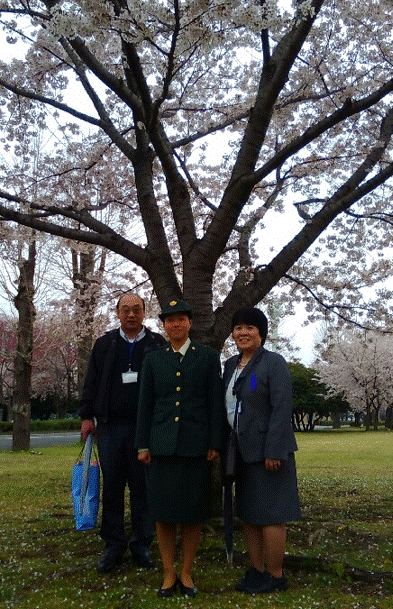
[71,434,100,531]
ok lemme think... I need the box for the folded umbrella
[223,480,234,565]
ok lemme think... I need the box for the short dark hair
[116,293,145,311]
[231,308,268,340]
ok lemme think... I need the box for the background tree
[32,310,78,417]
[55,239,150,395]
[1,1,393,350]
[70,244,107,395]
[0,316,15,421]
[12,233,36,450]
[0,123,145,446]
[315,331,393,431]
[289,361,350,431]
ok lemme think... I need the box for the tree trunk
[77,333,94,398]
[72,248,106,397]
[354,411,362,427]
[364,401,373,431]
[53,394,67,419]
[6,396,13,421]
[385,406,393,430]
[308,413,316,431]
[0,372,3,422]
[364,414,371,431]
[12,238,36,451]
[372,409,379,430]
[331,412,341,429]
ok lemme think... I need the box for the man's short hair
[116,293,145,311]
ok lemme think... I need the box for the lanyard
[127,338,137,368]
[232,367,242,432]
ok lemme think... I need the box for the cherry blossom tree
[0,122,143,447]
[0,316,15,421]
[315,331,393,430]
[69,245,106,393]
[12,233,36,449]
[0,157,39,449]
[32,310,78,416]
[1,1,393,349]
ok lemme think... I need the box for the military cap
[159,299,193,320]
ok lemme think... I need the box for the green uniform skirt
[147,455,212,523]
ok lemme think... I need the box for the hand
[138,449,152,465]
[265,458,281,471]
[207,449,220,462]
[81,419,95,442]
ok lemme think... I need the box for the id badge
[122,371,138,384]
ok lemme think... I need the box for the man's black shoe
[131,546,155,569]
[96,547,124,573]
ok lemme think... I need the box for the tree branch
[211,108,393,346]
[173,150,218,214]
[151,0,181,126]
[68,35,145,117]
[247,78,393,190]
[0,192,148,269]
[199,0,325,272]
[171,110,250,150]
[0,76,101,127]
[284,273,380,330]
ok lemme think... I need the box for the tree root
[283,554,393,582]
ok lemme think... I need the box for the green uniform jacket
[135,341,225,457]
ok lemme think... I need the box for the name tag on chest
[122,371,138,384]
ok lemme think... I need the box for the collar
[172,337,191,356]
[119,326,146,343]
[234,344,265,376]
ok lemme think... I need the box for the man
[79,293,166,573]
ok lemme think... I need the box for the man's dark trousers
[96,422,153,553]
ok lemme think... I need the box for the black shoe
[236,567,266,592]
[131,546,155,569]
[179,578,198,597]
[157,576,178,598]
[96,547,125,573]
[240,569,288,594]
[235,567,257,591]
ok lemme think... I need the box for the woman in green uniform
[136,300,224,598]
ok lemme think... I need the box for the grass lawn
[1,430,392,609]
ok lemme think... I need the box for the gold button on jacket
[136,341,225,457]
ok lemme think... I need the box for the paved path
[0,431,80,451]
